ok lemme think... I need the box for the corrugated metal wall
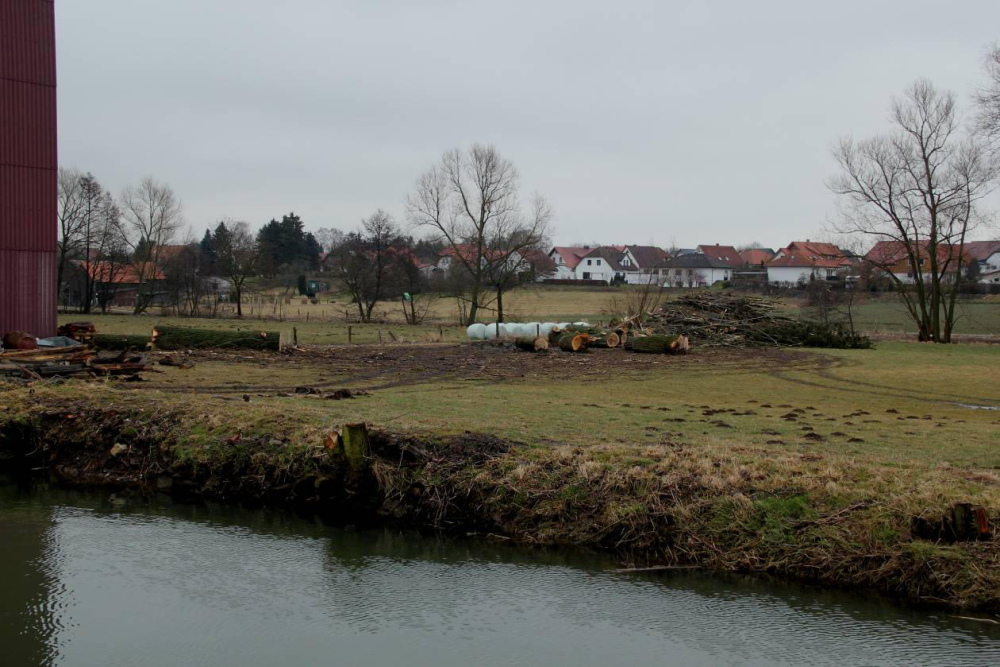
[0,0,57,337]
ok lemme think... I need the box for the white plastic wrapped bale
[466,323,486,340]
[558,322,571,329]
[523,322,541,337]
[539,322,557,338]
[483,323,497,340]
[573,321,590,327]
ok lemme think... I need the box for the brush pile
[647,292,871,349]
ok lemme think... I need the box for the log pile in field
[628,334,690,354]
[57,322,96,344]
[644,292,871,349]
[150,326,281,351]
[0,345,151,379]
[515,336,549,352]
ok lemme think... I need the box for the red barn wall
[0,0,57,337]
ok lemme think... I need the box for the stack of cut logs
[523,324,689,355]
[57,321,97,345]
[0,346,151,380]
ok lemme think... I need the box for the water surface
[2,483,998,667]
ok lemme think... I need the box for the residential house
[697,244,743,268]
[767,240,853,284]
[659,254,735,287]
[765,254,845,284]
[620,245,671,284]
[62,260,168,309]
[739,248,775,267]
[547,246,591,279]
[864,240,973,284]
[964,241,1000,279]
[574,246,629,283]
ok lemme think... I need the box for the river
[2,482,998,667]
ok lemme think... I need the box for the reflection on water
[1,483,999,667]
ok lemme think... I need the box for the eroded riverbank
[2,392,999,614]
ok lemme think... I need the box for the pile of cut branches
[647,292,871,349]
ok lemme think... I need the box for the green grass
[6,339,1000,608]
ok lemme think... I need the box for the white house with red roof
[767,241,853,284]
[547,246,592,279]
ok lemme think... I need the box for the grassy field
[26,307,1000,608]
[69,285,1000,335]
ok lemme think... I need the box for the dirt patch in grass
[151,343,825,396]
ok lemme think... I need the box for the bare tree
[829,80,997,342]
[482,194,553,322]
[57,168,85,302]
[215,220,259,318]
[407,144,553,324]
[90,195,131,314]
[331,210,401,322]
[314,227,346,253]
[975,44,1000,159]
[118,177,183,314]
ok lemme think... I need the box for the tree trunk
[630,334,690,354]
[515,336,548,352]
[496,288,504,323]
[151,325,280,350]
[557,333,588,352]
[235,285,243,317]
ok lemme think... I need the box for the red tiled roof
[625,245,670,268]
[71,260,165,284]
[549,246,590,270]
[963,240,1000,262]
[783,241,844,258]
[740,249,774,266]
[766,253,846,269]
[864,240,973,267]
[698,244,742,266]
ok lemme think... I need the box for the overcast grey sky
[55,0,1000,248]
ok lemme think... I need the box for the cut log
[515,336,549,352]
[590,331,621,348]
[558,333,588,352]
[546,326,562,345]
[630,334,690,355]
[151,325,280,351]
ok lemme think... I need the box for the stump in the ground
[341,422,371,478]
[151,325,280,350]
[515,336,549,352]
[630,334,690,354]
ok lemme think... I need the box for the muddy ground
[149,342,831,396]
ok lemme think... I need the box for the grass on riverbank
[4,341,1000,609]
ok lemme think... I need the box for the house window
[582,272,591,279]
[587,259,592,266]
[596,259,602,266]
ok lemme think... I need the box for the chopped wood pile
[57,321,96,345]
[0,345,151,380]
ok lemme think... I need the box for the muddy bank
[1,405,998,614]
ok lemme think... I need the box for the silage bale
[466,323,486,340]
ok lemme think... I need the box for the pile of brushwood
[646,292,872,349]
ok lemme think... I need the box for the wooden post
[293,327,298,347]
[348,326,353,344]
[341,422,371,478]
[378,330,382,344]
